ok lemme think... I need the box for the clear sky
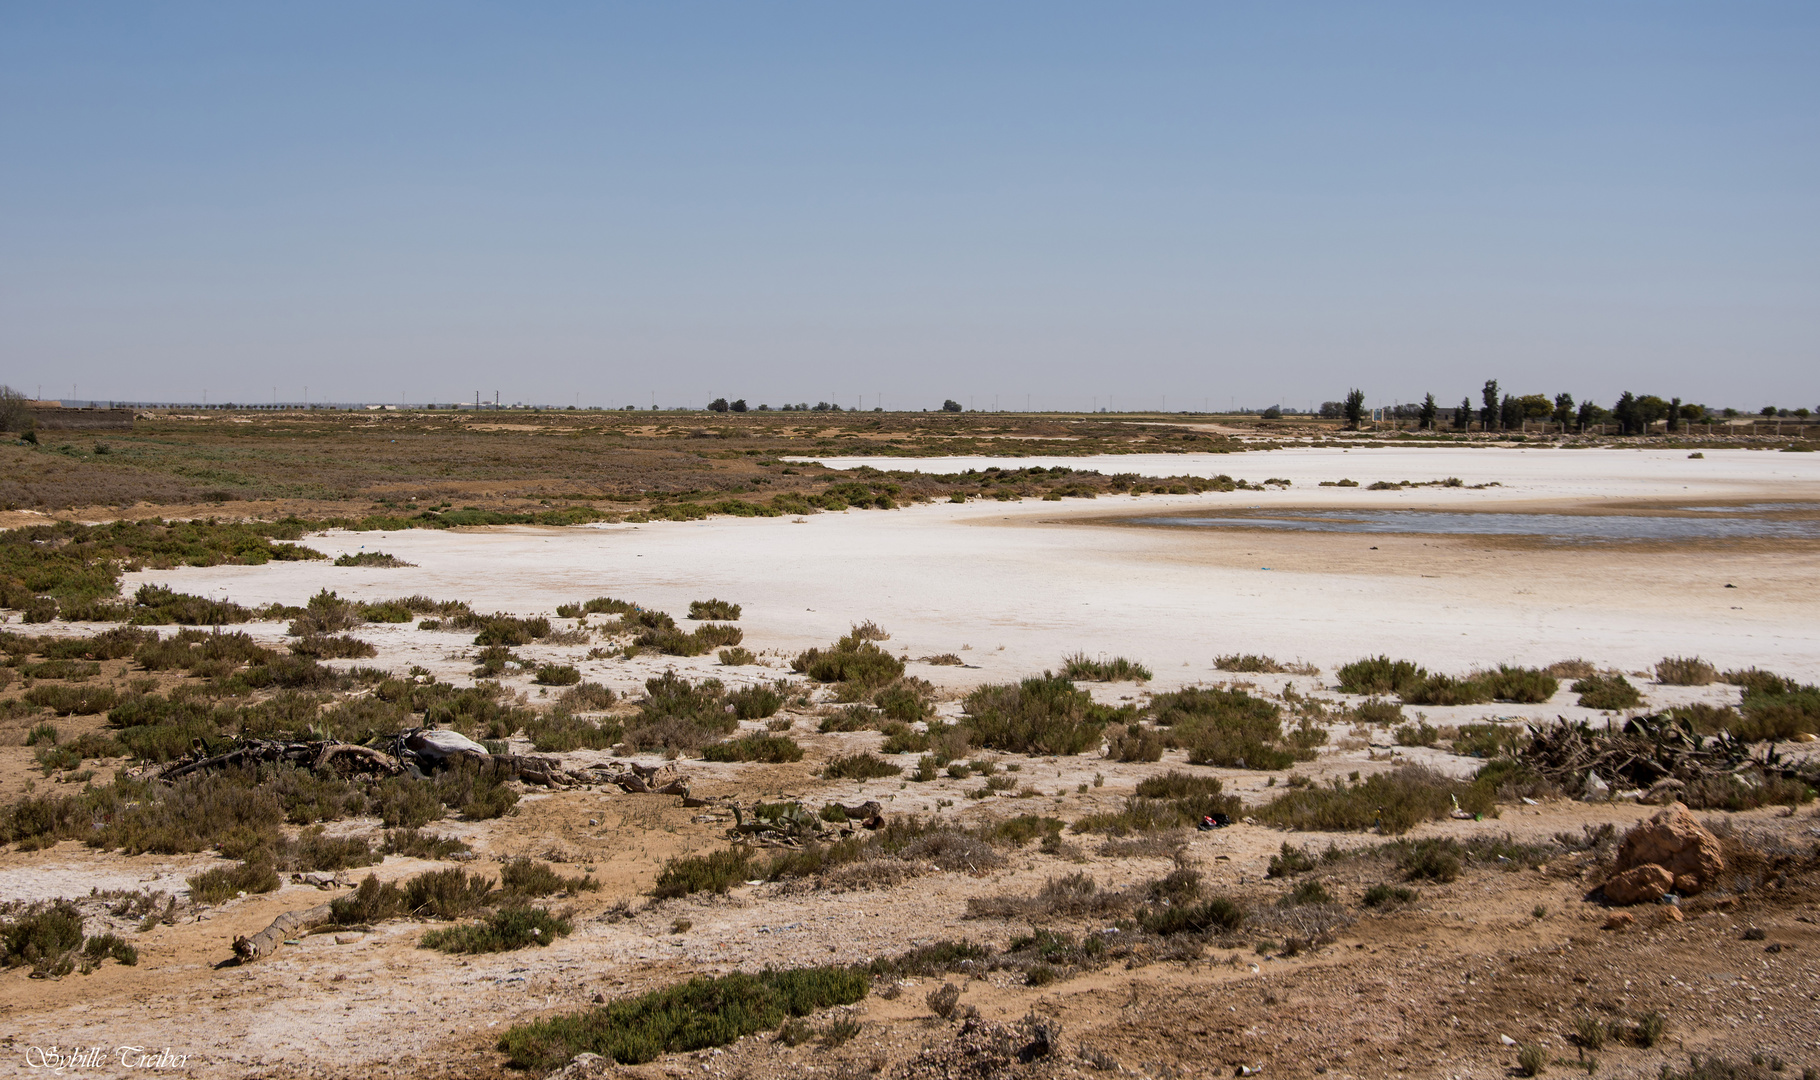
[2,3,1815,411]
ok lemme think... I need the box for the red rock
[1602,864,1674,904]
[1603,912,1635,930]
[1613,802,1725,895]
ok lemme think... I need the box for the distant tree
[1498,394,1521,432]
[729,399,748,413]
[1552,393,1574,430]
[1454,397,1472,431]
[1480,380,1501,432]
[1318,401,1343,419]
[1636,395,1670,431]
[1261,404,1282,420]
[1517,394,1551,421]
[707,397,729,413]
[0,385,31,433]
[1418,393,1438,430]
[1665,397,1681,433]
[1342,389,1366,430]
[1613,391,1640,435]
[1761,405,1778,418]
[1576,400,1606,432]
[941,399,962,413]
[1722,407,1738,418]
[1796,407,1811,420]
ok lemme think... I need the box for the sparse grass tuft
[1061,653,1152,682]
[1656,656,1718,686]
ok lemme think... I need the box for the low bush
[554,681,616,711]
[496,966,868,1070]
[1254,765,1495,834]
[421,906,572,953]
[334,551,413,567]
[820,705,884,732]
[962,674,1105,756]
[290,634,377,659]
[1573,674,1642,710]
[533,663,582,686]
[522,711,622,752]
[1452,722,1524,759]
[1267,843,1316,877]
[330,874,405,924]
[500,858,599,898]
[187,859,281,904]
[688,599,741,620]
[0,901,86,971]
[1061,653,1152,682]
[792,626,905,697]
[727,684,783,719]
[23,684,120,715]
[1337,656,1425,696]
[382,829,471,860]
[652,849,752,898]
[1360,884,1417,908]
[873,678,934,721]
[1353,698,1402,725]
[22,659,101,680]
[1394,721,1439,747]
[403,868,496,919]
[1656,656,1718,686]
[1152,686,1300,769]
[1214,654,1286,673]
[701,733,804,763]
[1140,897,1245,935]
[1104,724,1165,762]
[821,752,902,780]
[1401,673,1492,706]
[1482,665,1559,704]
[718,648,756,666]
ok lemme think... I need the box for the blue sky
[2,3,1815,411]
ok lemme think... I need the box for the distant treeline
[1317,381,1814,433]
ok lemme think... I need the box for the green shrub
[1361,884,1417,908]
[727,684,783,719]
[497,966,868,1070]
[819,704,883,732]
[1152,686,1298,769]
[1482,665,1559,703]
[81,932,138,968]
[962,673,1105,756]
[1139,897,1244,935]
[290,634,378,659]
[382,829,471,860]
[1213,654,1287,673]
[421,906,572,953]
[1452,722,1524,759]
[187,859,281,904]
[1104,724,1165,762]
[21,659,101,680]
[501,858,599,898]
[688,598,741,620]
[1254,765,1495,834]
[24,683,120,715]
[534,663,582,686]
[25,721,58,746]
[718,648,756,666]
[872,678,934,721]
[702,733,804,763]
[523,708,621,751]
[821,752,903,780]
[1656,656,1718,686]
[1396,838,1463,882]
[792,626,905,695]
[334,551,412,567]
[1516,1044,1546,1077]
[1337,656,1425,696]
[1394,721,1439,747]
[403,868,496,918]
[652,849,753,898]
[1267,843,1316,877]
[0,901,86,970]
[330,874,405,923]
[1060,653,1153,682]
[1353,698,1402,725]
[1401,673,1492,706]
[1573,674,1641,710]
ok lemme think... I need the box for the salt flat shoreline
[114,447,1820,686]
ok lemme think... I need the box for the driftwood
[1520,714,1809,794]
[232,902,333,962]
[728,799,884,847]
[154,736,692,797]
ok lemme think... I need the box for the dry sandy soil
[4,445,1819,1079]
